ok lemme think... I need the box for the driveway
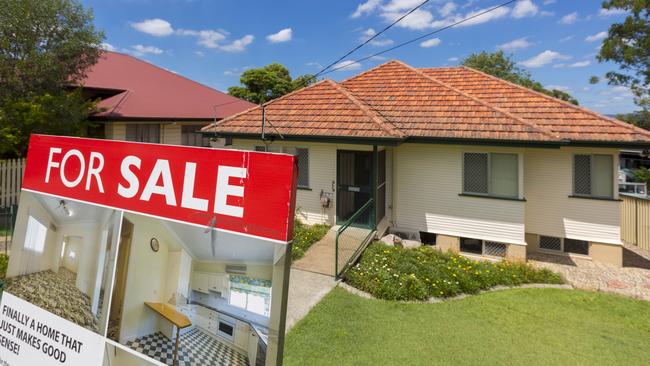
[285,268,336,332]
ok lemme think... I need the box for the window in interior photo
[463,152,519,198]
[573,154,614,198]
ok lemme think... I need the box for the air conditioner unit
[225,264,247,275]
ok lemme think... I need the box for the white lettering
[140,159,177,206]
[60,149,85,188]
[86,152,105,192]
[45,148,62,183]
[181,162,208,211]
[214,166,246,218]
[117,156,141,198]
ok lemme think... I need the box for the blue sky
[84,0,637,114]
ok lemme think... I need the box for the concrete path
[529,244,650,301]
[285,268,337,332]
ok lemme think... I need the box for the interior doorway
[107,217,133,342]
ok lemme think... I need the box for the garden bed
[344,242,563,301]
[291,220,331,261]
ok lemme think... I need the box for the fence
[335,199,375,279]
[621,194,650,252]
[0,158,26,208]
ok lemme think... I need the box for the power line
[314,0,432,77]
[320,0,518,76]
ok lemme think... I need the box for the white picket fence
[0,158,26,207]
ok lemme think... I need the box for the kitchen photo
[4,190,122,335]
[106,211,289,366]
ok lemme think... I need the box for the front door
[337,150,373,227]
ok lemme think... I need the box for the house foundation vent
[539,236,562,251]
[484,241,507,257]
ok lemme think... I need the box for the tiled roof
[80,51,255,120]
[203,60,650,145]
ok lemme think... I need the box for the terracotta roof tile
[204,60,650,145]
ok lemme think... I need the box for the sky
[84,0,637,115]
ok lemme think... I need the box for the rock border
[338,281,574,304]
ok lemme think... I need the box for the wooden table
[144,302,192,366]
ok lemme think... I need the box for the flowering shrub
[344,242,563,301]
[292,220,331,261]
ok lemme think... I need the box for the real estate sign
[0,135,298,366]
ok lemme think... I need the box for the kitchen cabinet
[191,271,229,295]
[234,320,250,350]
[191,272,210,294]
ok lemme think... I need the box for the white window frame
[24,215,47,253]
[462,152,522,199]
[572,153,615,199]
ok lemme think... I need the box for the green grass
[291,220,330,261]
[285,287,650,366]
[344,242,562,300]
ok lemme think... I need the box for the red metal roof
[203,60,650,145]
[80,51,256,120]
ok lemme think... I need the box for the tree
[616,110,650,130]
[633,166,650,184]
[228,63,315,104]
[597,0,650,110]
[462,51,579,105]
[0,0,104,158]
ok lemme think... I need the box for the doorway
[107,217,133,342]
[337,151,373,227]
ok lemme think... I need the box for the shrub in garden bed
[344,242,563,301]
[291,220,331,261]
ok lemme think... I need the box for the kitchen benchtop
[145,302,192,328]
[177,302,269,347]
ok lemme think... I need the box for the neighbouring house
[202,60,650,267]
[79,51,255,145]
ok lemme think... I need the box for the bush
[344,242,563,301]
[0,254,7,279]
[292,220,331,261]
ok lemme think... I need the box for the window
[539,235,590,256]
[24,216,47,253]
[228,276,271,317]
[419,231,437,246]
[126,124,160,143]
[256,146,310,188]
[460,238,482,254]
[573,154,613,198]
[463,153,519,198]
[181,125,211,147]
[460,237,507,257]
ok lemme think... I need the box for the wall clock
[150,237,160,252]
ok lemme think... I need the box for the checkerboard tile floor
[125,328,249,366]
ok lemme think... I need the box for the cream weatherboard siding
[524,147,621,245]
[162,124,182,145]
[104,122,126,141]
[392,144,526,245]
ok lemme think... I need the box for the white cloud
[359,28,394,46]
[569,60,591,68]
[351,0,382,18]
[177,29,227,48]
[599,8,627,17]
[100,42,116,51]
[131,18,174,37]
[585,31,607,42]
[497,37,532,51]
[520,50,570,68]
[545,84,570,91]
[540,10,554,16]
[195,51,205,57]
[420,38,441,48]
[130,45,164,56]
[383,0,424,13]
[219,35,254,52]
[512,0,538,19]
[430,6,510,28]
[448,57,459,62]
[438,2,457,17]
[307,61,323,68]
[224,66,252,76]
[383,8,434,30]
[558,12,578,24]
[266,28,292,43]
[335,60,362,71]
[543,0,556,4]
[559,35,574,42]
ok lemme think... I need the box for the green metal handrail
[335,198,374,279]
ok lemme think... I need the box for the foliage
[291,220,330,261]
[0,89,97,158]
[597,0,650,110]
[0,0,104,158]
[344,242,562,301]
[462,51,579,105]
[285,287,650,366]
[0,254,8,279]
[616,109,650,130]
[633,166,650,183]
[228,63,316,104]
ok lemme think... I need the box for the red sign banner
[22,135,298,242]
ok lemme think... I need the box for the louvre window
[573,154,613,198]
[181,125,211,147]
[463,153,519,198]
[255,146,309,188]
[126,124,160,143]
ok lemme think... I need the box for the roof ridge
[339,60,403,85]
[461,66,650,139]
[394,61,561,141]
[330,81,405,138]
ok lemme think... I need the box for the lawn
[284,287,650,366]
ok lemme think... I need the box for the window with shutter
[573,154,613,198]
[463,152,518,198]
[463,153,488,194]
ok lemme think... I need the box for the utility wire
[320,0,518,76]
[314,0,432,77]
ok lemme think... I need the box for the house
[79,51,255,145]
[202,60,650,267]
